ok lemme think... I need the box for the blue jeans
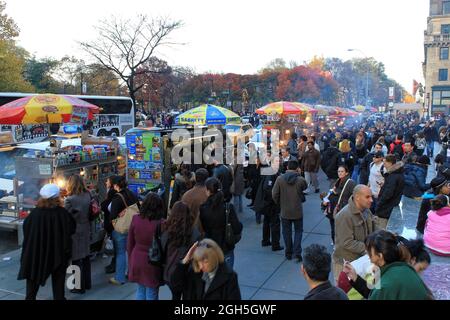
[224,251,235,269]
[112,230,128,283]
[281,218,303,257]
[426,141,435,157]
[351,161,361,182]
[136,284,159,300]
[233,195,243,213]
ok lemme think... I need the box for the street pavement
[1,162,449,300]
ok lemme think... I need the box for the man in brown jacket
[272,160,308,262]
[302,141,321,194]
[332,185,376,282]
[181,168,209,234]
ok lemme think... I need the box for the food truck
[0,132,126,246]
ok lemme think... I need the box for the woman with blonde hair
[64,174,92,294]
[170,239,241,300]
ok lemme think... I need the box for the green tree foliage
[0,2,34,92]
[24,56,60,93]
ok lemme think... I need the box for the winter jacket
[321,147,341,180]
[170,262,241,300]
[333,197,376,263]
[199,198,243,254]
[328,176,356,218]
[181,184,209,232]
[170,173,195,208]
[301,148,321,173]
[272,171,307,220]
[230,164,245,196]
[213,164,233,202]
[338,151,356,174]
[369,262,430,300]
[127,216,163,288]
[359,152,375,185]
[254,174,280,216]
[110,188,139,222]
[375,162,405,219]
[304,281,348,300]
[424,207,450,255]
[287,138,298,157]
[403,163,430,198]
[64,192,92,261]
[424,126,439,142]
[416,192,435,234]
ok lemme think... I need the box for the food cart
[1,133,126,246]
[125,127,171,205]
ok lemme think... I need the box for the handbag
[225,203,242,246]
[333,179,351,217]
[112,193,140,234]
[89,193,102,221]
[148,221,164,267]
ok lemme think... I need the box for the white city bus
[0,93,135,142]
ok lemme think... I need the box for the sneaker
[315,189,320,193]
[272,246,284,252]
[285,254,292,260]
[262,241,272,247]
[109,277,124,286]
[295,255,303,263]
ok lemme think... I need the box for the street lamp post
[348,49,369,107]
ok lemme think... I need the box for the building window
[439,69,449,81]
[442,47,450,60]
[442,24,450,34]
[444,1,450,14]
[433,91,442,105]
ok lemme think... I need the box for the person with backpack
[200,178,243,269]
[127,193,165,300]
[338,139,356,175]
[389,134,404,160]
[109,175,140,285]
[161,201,202,300]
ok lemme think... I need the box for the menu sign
[126,131,163,194]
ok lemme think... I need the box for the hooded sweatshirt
[272,170,307,220]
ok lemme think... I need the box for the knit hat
[39,184,60,199]
[374,151,384,158]
[431,176,447,190]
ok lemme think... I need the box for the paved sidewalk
[1,168,449,300]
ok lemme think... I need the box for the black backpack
[393,143,404,160]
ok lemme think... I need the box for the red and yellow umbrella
[256,101,317,115]
[0,94,100,125]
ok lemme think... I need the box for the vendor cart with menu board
[10,136,126,247]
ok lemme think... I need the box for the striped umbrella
[256,101,317,115]
[176,104,240,125]
[0,94,100,125]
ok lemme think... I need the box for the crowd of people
[16,111,450,301]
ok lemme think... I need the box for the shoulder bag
[112,193,140,234]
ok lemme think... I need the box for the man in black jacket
[302,244,348,300]
[254,171,283,251]
[212,160,233,203]
[320,139,341,186]
[374,155,405,230]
